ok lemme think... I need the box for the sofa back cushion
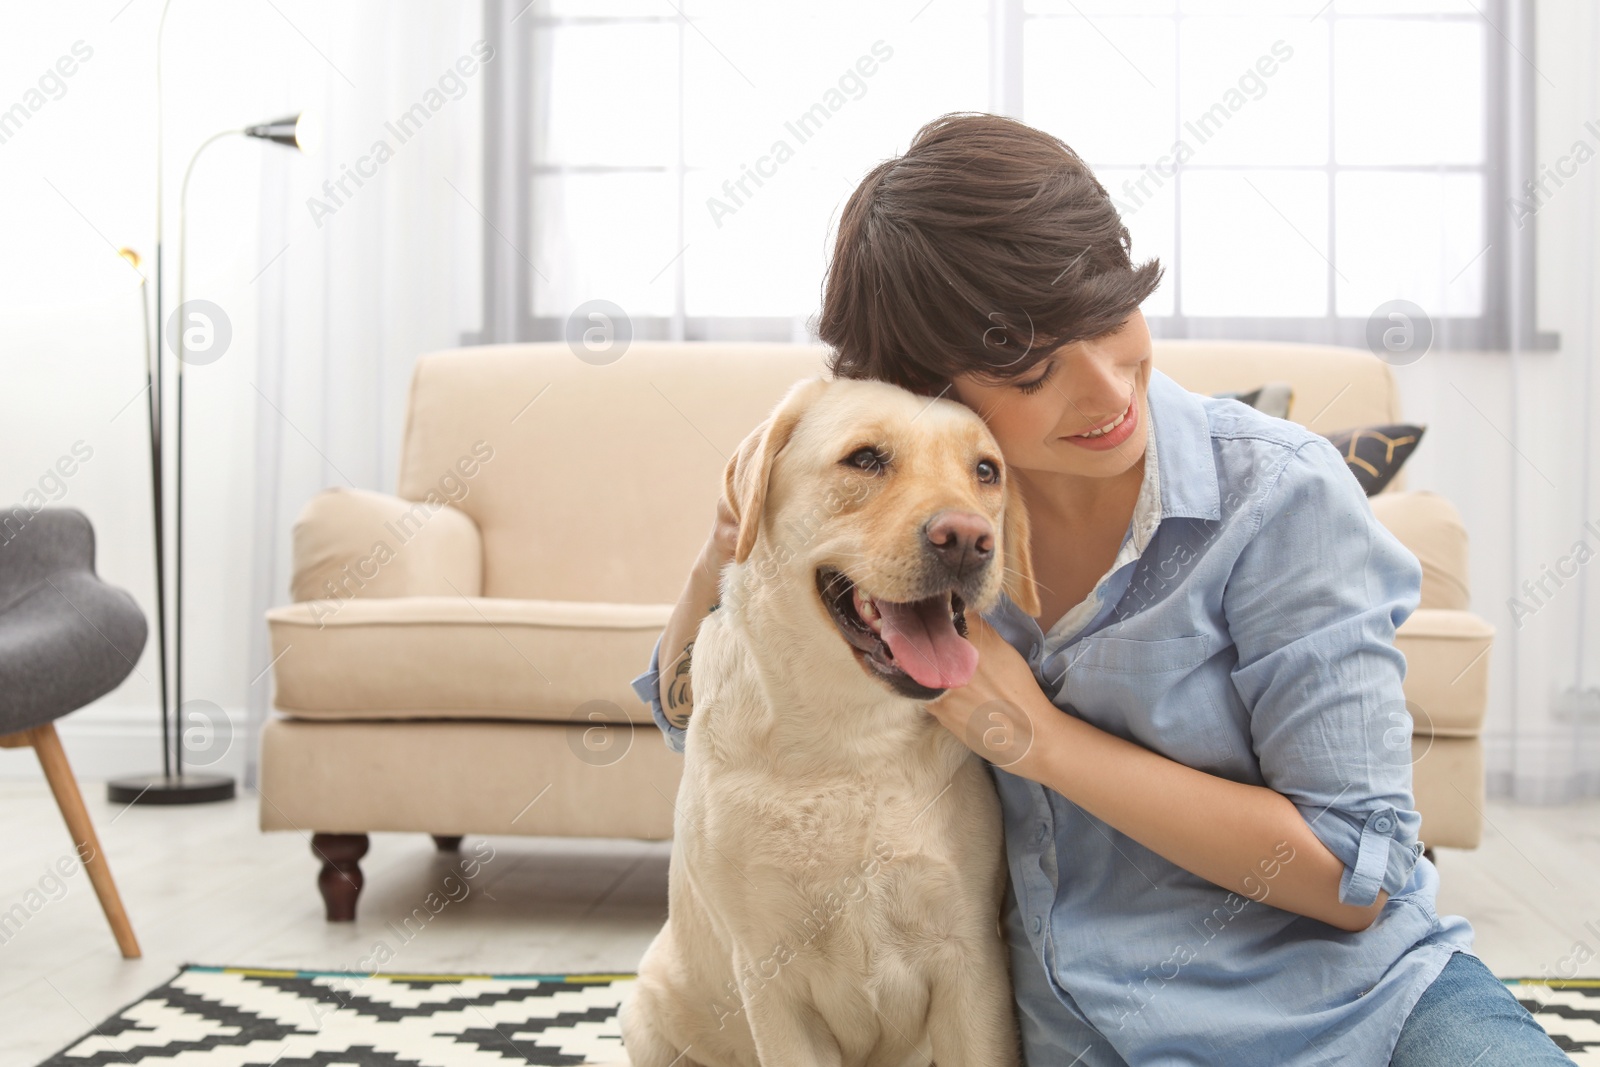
[397,343,830,602]
[1152,340,1402,429]
[396,340,1403,602]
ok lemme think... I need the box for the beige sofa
[259,341,1493,920]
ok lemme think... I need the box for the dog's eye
[976,459,1000,484]
[843,447,888,474]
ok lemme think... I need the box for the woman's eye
[976,460,1000,484]
[1015,361,1054,395]
[844,447,887,473]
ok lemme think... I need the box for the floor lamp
[107,112,313,806]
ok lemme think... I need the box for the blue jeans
[1002,883,1577,1066]
[1390,949,1579,1066]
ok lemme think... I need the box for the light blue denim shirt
[630,367,1475,1065]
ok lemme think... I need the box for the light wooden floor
[2,778,1598,1066]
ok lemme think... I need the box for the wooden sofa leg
[313,832,369,922]
[432,835,463,852]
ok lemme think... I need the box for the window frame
[470,0,1555,351]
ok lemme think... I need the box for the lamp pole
[107,96,311,805]
[154,0,174,780]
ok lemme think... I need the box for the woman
[630,113,1576,1065]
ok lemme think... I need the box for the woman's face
[948,309,1153,486]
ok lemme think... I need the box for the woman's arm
[1031,688,1386,932]
[935,436,1424,934]
[656,542,725,730]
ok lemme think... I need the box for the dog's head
[722,376,1040,701]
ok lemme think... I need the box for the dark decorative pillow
[1320,424,1426,495]
[1212,382,1294,421]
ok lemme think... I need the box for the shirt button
[1373,814,1394,833]
[1031,916,1043,936]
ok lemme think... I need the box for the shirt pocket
[1062,632,1241,769]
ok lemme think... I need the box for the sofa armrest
[1369,490,1470,611]
[1393,608,1495,737]
[289,487,483,603]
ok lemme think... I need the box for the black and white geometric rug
[37,966,1600,1065]
[39,965,635,1066]
[1503,979,1600,1065]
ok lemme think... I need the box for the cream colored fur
[619,377,1037,1067]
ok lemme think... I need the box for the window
[473,0,1547,350]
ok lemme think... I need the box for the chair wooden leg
[312,832,369,921]
[27,723,141,959]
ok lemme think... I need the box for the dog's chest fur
[671,590,1008,1045]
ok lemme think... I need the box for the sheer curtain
[244,2,485,785]
[1475,0,1600,803]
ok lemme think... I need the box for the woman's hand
[924,610,1061,785]
[659,494,740,731]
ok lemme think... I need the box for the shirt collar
[989,366,1222,641]
[1147,367,1222,523]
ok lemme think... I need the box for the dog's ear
[1000,472,1042,617]
[723,377,830,565]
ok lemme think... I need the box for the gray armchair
[0,507,146,958]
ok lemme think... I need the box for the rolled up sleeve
[630,632,687,755]
[1224,437,1427,909]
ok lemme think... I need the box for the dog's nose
[923,510,994,574]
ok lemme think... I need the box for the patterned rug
[37,965,1600,1065]
[40,966,634,1066]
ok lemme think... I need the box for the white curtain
[1360,0,1598,804]
[244,2,486,786]
[1472,0,1600,802]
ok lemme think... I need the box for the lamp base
[106,772,236,806]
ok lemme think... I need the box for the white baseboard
[0,703,250,786]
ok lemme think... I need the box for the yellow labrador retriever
[620,376,1039,1067]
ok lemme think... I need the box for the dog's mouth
[816,566,974,700]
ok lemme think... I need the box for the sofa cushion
[1320,424,1426,496]
[395,344,831,605]
[1409,735,1483,850]
[291,487,483,602]
[1370,491,1471,611]
[266,596,671,723]
[1393,608,1495,736]
[1156,340,1409,493]
[1211,382,1294,421]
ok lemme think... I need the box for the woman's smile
[1061,387,1138,451]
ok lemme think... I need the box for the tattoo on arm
[665,638,694,729]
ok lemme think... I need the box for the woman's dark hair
[816,112,1164,396]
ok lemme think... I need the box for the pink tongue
[875,595,978,690]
